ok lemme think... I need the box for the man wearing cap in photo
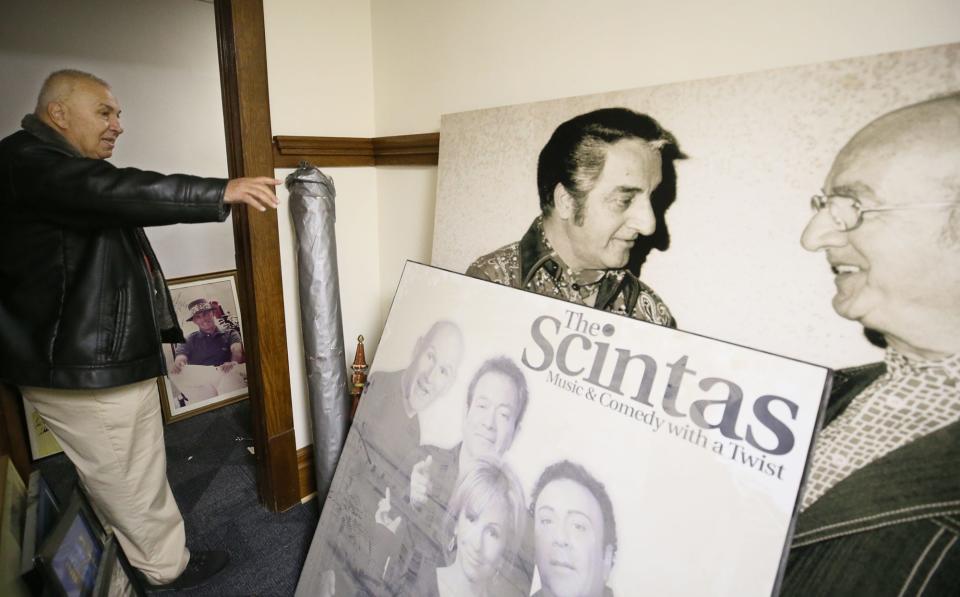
[170,298,246,400]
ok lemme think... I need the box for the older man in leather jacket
[0,69,279,591]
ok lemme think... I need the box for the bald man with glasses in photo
[781,93,960,595]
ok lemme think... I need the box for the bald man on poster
[0,69,279,591]
[782,94,960,594]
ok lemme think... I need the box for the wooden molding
[215,0,299,512]
[273,132,440,168]
[274,136,374,168]
[373,133,441,165]
[297,444,316,500]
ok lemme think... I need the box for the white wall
[263,0,381,448]
[0,0,234,279]
[369,0,960,368]
[371,0,960,134]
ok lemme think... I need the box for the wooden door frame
[214,0,299,512]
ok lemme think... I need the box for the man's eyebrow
[605,185,642,198]
[828,182,874,199]
[536,505,556,515]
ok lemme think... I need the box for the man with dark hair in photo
[0,69,279,591]
[530,460,618,597]
[467,107,684,327]
[782,93,960,594]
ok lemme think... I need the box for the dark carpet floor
[38,400,318,596]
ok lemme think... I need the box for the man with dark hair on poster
[783,93,960,593]
[530,460,618,597]
[406,355,530,518]
[0,69,279,591]
[467,107,684,327]
[378,356,533,596]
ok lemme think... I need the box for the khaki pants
[21,378,190,584]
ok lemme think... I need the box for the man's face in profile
[560,138,662,271]
[800,116,960,339]
[534,478,612,597]
[462,370,520,459]
[192,309,217,334]
[404,325,462,413]
[61,80,123,159]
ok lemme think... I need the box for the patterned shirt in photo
[466,217,675,327]
[801,348,960,510]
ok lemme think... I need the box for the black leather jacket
[0,115,230,389]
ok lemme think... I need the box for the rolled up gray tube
[286,163,348,507]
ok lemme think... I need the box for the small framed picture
[23,396,64,460]
[92,535,145,597]
[157,270,248,424]
[35,487,107,597]
[20,470,62,577]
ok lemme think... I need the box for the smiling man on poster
[381,356,533,596]
[467,108,684,328]
[783,93,960,593]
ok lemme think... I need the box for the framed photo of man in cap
[157,270,248,423]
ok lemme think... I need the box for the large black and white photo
[432,43,960,594]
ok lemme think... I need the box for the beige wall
[370,0,960,134]
[0,0,233,279]
[263,1,381,447]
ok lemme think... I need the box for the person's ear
[47,101,69,129]
[554,184,576,221]
[602,543,614,581]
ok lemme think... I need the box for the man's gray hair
[35,69,110,115]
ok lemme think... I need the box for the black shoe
[143,550,229,593]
